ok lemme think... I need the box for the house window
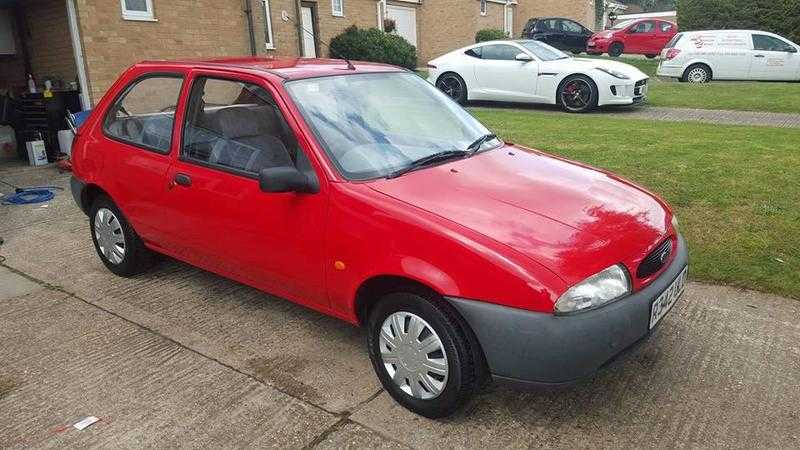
[262,0,275,50]
[480,0,487,16]
[120,0,156,21]
[503,2,513,36]
[332,0,344,17]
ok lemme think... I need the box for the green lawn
[586,55,800,114]
[471,107,800,300]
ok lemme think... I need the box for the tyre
[90,195,156,276]
[366,291,480,418]
[682,64,712,83]
[558,75,598,113]
[571,49,583,55]
[608,42,624,57]
[435,73,468,105]
[645,54,657,59]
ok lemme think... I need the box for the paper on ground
[73,416,100,430]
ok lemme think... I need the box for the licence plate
[587,42,596,47]
[649,267,687,329]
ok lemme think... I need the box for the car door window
[543,19,559,31]
[752,34,792,52]
[465,47,482,58]
[560,20,583,33]
[659,22,673,33]
[481,44,521,60]
[103,75,183,153]
[182,77,302,176]
[630,21,655,33]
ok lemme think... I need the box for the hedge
[677,0,800,43]
[329,26,417,69]
[475,28,508,43]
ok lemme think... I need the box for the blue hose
[1,186,62,205]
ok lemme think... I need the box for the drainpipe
[295,0,303,55]
[243,0,257,56]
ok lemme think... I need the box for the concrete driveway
[1,164,799,448]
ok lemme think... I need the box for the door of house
[300,4,317,57]
[386,5,417,47]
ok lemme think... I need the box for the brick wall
[515,0,597,36]
[75,0,251,104]
[418,0,509,64]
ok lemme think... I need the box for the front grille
[637,239,672,279]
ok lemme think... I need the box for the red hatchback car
[70,57,688,418]
[588,19,678,58]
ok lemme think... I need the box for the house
[0,0,596,109]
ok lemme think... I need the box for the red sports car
[588,18,678,58]
[70,57,688,418]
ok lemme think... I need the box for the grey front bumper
[446,234,689,385]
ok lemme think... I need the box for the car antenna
[285,14,356,70]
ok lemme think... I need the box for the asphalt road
[1,163,799,448]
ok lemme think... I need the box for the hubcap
[561,79,592,111]
[379,311,448,400]
[688,68,708,83]
[94,208,126,265]
[437,76,463,101]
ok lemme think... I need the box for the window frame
[262,0,275,50]
[332,0,344,17]
[479,0,487,16]
[120,0,156,22]
[102,72,185,155]
[179,74,300,180]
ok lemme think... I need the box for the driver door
[160,70,330,307]
[473,43,539,102]
[749,33,800,80]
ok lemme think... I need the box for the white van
[656,30,800,82]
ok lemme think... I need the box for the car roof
[132,57,406,81]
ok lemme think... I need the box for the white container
[58,129,74,156]
[26,140,48,166]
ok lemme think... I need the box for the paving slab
[0,266,42,300]
[0,289,337,448]
[350,283,800,448]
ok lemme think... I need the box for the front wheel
[608,42,624,57]
[645,54,658,59]
[559,75,598,113]
[367,292,480,418]
[436,73,467,105]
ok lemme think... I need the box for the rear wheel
[682,64,712,83]
[367,291,479,418]
[436,73,468,105]
[645,54,658,59]
[90,195,156,276]
[558,75,598,113]
[571,49,583,55]
[608,42,624,57]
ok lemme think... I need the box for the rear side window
[103,75,183,153]
[481,44,521,60]
[664,33,683,48]
[182,77,301,176]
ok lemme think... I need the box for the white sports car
[427,39,649,113]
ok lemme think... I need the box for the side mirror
[259,166,318,194]
[515,53,533,62]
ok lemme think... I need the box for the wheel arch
[80,183,111,215]
[354,274,446,327]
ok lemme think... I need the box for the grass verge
[471,107,800,299]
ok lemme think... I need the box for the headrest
[215,105,278,139]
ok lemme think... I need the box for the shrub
[475,28,508,43]
[677,0,800,43]
[329,26,417,69]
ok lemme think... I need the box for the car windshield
[285,72,499,180]
[612,19,635,30]
[518,40,569,60]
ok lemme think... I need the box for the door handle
[170,173,192,188]
[754,54,765,58]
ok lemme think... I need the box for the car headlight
[554,264,631,314]
[671,214,679,232]
[595,67,630,79]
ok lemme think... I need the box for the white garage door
[386,5,417,47]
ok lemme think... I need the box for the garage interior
[1,0,87,167]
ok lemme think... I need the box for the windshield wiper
[386,150,467,179]
[465,133,497,156]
